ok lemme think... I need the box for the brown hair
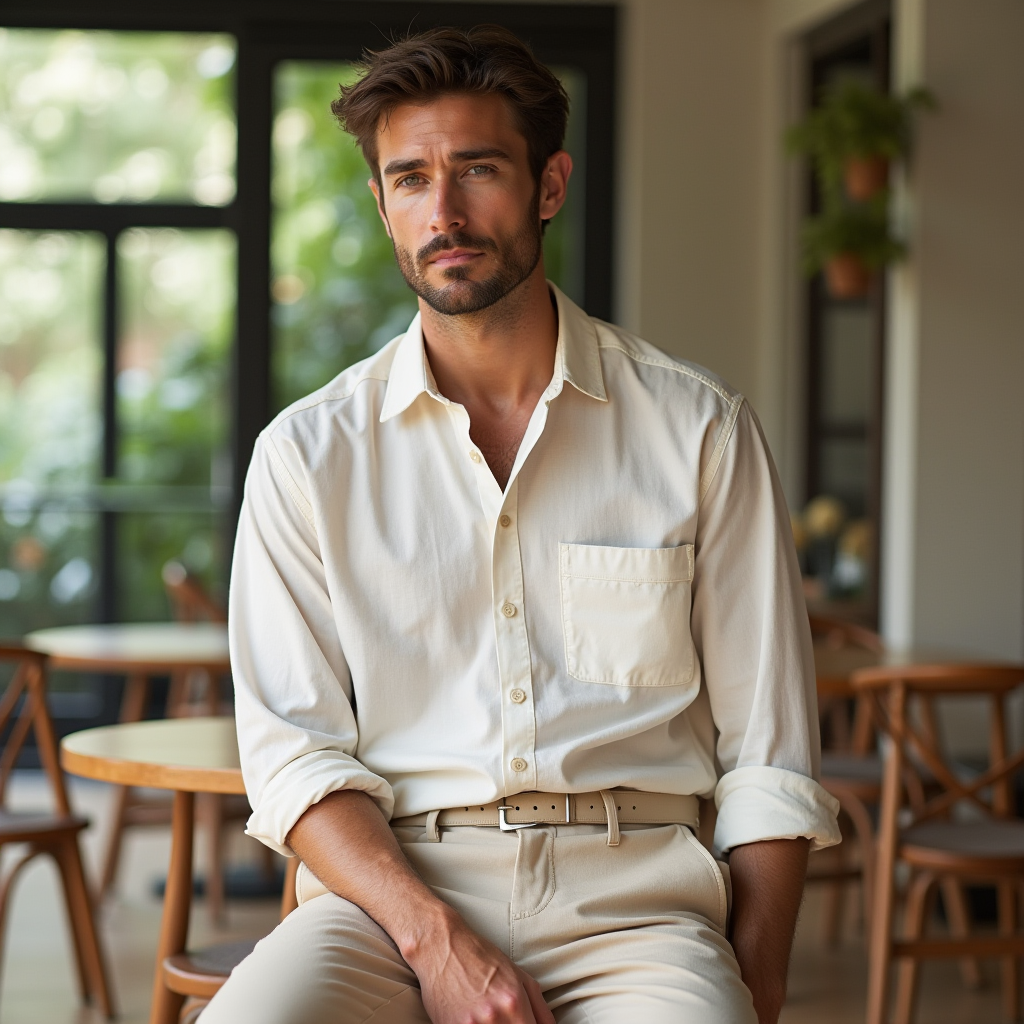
[332,25,569,183]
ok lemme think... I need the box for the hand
[403,906,554,1024]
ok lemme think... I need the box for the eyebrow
[381,148,512,177]
[449,148,511,162]
[382,158,428,177]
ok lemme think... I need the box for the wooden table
[26,622,230,717]
[27,622,232,897]
[62,717,244,1024]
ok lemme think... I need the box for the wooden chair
[808,613,885,943]
[854,663,1024,1024]
[163,560,249,925]
[162,560,229,719]
[0,646,115,1017]
[101,562,243,924]
[173,856,301,1023]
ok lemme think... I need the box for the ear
[368,177,393,239]
[538,151,573,223]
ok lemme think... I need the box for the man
[204,25,839,1024]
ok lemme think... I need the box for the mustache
[416,231,498,264]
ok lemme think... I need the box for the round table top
[26,622,230,673]
[61,716,245,794]
[814,642,993,695]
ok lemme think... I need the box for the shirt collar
[379,282,607,423]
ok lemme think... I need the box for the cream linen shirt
[231,285,841,857]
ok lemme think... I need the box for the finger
[518,971,555,1024]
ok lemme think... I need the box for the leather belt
[391,790,699,832]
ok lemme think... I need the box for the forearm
[286,789,553,1024]
[728,837,809,1024]
[286,789,453,959]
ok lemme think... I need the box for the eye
[466,165,493,176]
[397,174,424,187]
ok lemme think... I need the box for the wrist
[392,892,461,965]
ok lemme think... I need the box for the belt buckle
[497,805,538,832]
[498,795,571,832]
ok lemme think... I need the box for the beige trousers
[200,823,756,1023]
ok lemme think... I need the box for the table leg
[149,790,194,1024]
[100,673,150,896]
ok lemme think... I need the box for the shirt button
[499,514,511,528]
[510,757,528,773]
[501,602,517,618]
[469,451,482,463]
[510,688,527,704]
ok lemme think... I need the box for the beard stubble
[391,191,543,317]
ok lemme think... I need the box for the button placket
[490,479,536,793]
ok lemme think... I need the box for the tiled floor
[0,772,1007,1023]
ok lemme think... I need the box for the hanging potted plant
[787,79,934,201]
[802,200,905,299]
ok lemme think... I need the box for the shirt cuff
[244,751,395,856]
[714,764,841,854]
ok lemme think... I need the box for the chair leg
[940,877,982,989]
[52,836,117,1019]
[0,847,46,1003]
[99,783,133,897]
[893,871,936,1024]
[100,672,151,898]
[821,878,846,946]
[201,793,226,926]
[998,880,1019,1022]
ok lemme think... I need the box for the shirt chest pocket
[558,542,696,687]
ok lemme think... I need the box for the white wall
[615,0,764,405]
[882,0,1024,659]
[532,0,1024,667]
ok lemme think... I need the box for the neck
[420,264,557,415]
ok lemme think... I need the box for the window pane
[270,62,587,413]
[0,229,104,634]
[0,29,235,205]
[818,438,868,516]
[543,67,586,306]
[821,303,873,426]
[0,230,103,486]
[117,228,234,489]
[115,227,234,617]
[271,62,415,413]
[118,511,224,623]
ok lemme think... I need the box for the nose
[428,176,467,235]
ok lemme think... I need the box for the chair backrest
[0,646,70,816]
[810,613,884,752]
[809,613,885,654]
[852,663,1024,825]
[162,561,226,624]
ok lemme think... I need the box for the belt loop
[599,790,620,847]
[424,808,441,843]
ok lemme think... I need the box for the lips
[429,248,483,268]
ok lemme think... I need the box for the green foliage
[802,199,905,274]
[787,79,935,202]
[0,30,236,637]
[786,79,934,189]
[270,64,417,413]
[787,78,933,276]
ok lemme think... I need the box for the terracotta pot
[844,156,889,201]
[825,253,872,299]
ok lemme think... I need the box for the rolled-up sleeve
[691,400,840,854]
[230,432,394,856]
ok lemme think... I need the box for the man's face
[369,93,570,316]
